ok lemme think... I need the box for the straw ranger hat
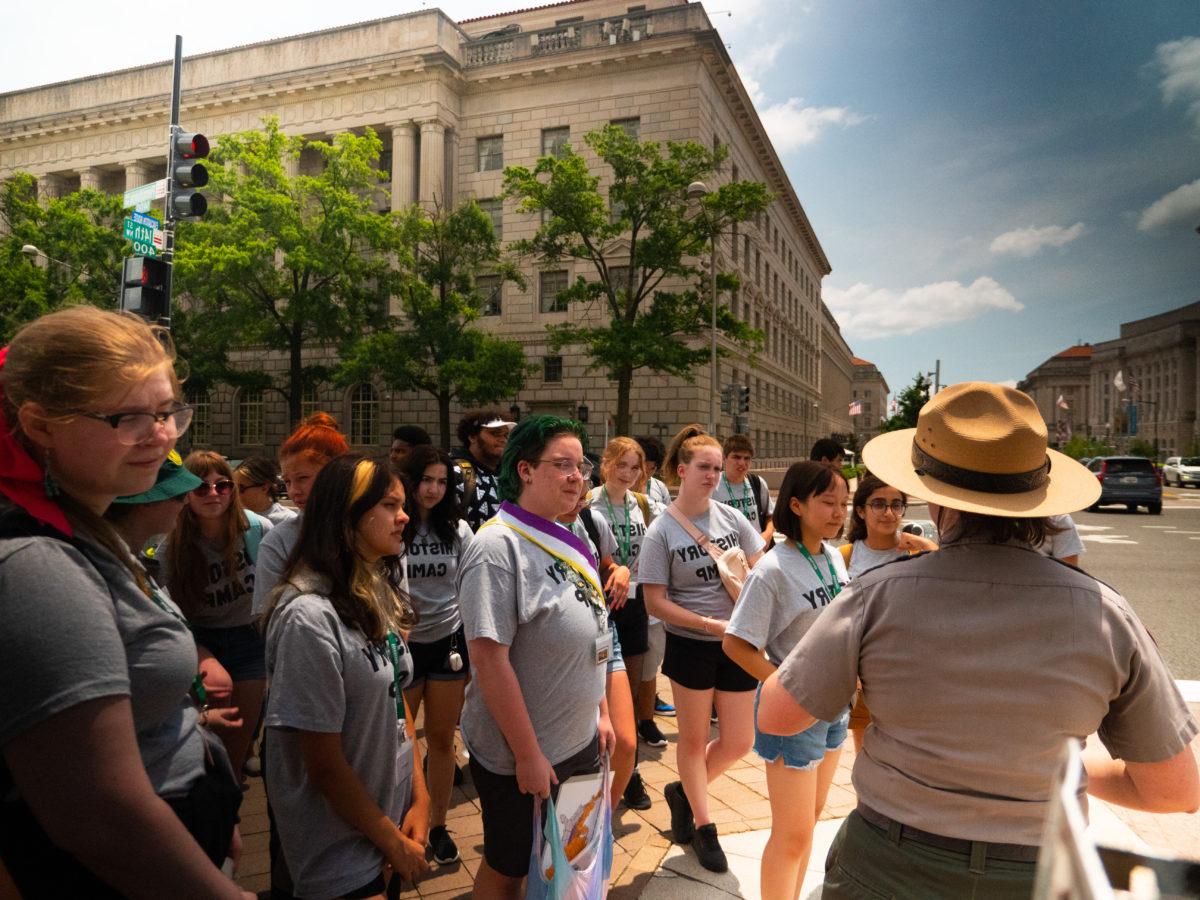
[862,382,1100,517]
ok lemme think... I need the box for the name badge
[594,632,613,666]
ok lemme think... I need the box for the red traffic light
[175,132,209,160]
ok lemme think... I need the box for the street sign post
[122,178,168,213]
[123,214,162,258]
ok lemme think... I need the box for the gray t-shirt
[263,502,298,527]
[567,516,617,560]
[776,542,1198,845]
[405,519,474,643]
[646,478,671,514]
[160,511,272,628]
[252,512,302,617]
[0,525,206,799]
[846,539,907,579]
[715,474,773,530]
[458,521,608,774]
[265,579,414,900]
[638,501,765,641]
[1039,514,1085,561]
[727,541,849,666]
[586,487,652,588]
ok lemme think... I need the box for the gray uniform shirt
[263,502,298,527]
[638,501,765,641]
[160,512,271,628]
[846,539,907,579]
[727,540,848,666]
[458,520,608,774]
[1039,513,1086,561]
[405,519,474,643]
[265,578,414,900]
[586,487,651,589]
[776,542,1198,845]
[0,527,206,799]
[252,513,302,616]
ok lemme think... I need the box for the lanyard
[797,543,841,600]
[385,632,407,724]
[723,475,755,523]
[148,583,208,705]
[602,488,632,564]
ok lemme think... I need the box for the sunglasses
[192,479,235,497]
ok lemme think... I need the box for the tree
[339,201,530,450]
[1062,433,1114,459]
[0,173,127,343]
[173,117,401,425]
[503,124,769,436]
[880,373,932,432]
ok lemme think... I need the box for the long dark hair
[772,460,848,542]
[846,473,906,544]
[263,454,414,641]
[401,445,463,548]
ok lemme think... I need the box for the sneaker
[243,755,262,777]
[428,825,460,865]
[638,719,668,748]
[664,781,694,843]
[692,823,728,873]
[622,770,652,811]
[654,695,676,717]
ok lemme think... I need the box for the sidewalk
[235,683,1200,898]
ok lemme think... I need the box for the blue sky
[3,1,1198,399]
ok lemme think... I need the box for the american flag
[848,400,864,416]
[1056,394,1069,411]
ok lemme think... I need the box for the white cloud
[1153,36,1200,130]
[989,223,1086,258]
[1137,178,1200,231]
[825,277,1023,340]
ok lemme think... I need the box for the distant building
[851,357,889,448]
[1,0,846,456]
[1017,344,1092,447]
[820,307,854,447]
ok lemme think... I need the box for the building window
[349,383,379,445]
[544,355,563,383]
[540,270,569,312]
[186,388,211,446]
[611,117,640,140]
[542,127,571,159]
[479,198,503,238]
[477,135,503,172]
[477,275,502,316]
[300,383,320,420]
[237,389,264,445]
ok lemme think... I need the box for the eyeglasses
[537,458,594,480]
[192,479,235,497]
[77,404,193,446]
[865,499,907,514]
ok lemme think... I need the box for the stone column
[418,119,445,209]
[123,159,154,193]
[282,149,300,179]
[390,122,417,211]
[36,173,66,203]
[444,128,459,204]
[77,167,103,192]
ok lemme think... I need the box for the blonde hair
[1,307,180,594]
[166,451,251,619]
[662,424,721,487]
[599,437,646,484]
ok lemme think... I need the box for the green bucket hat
[113,449,203,504]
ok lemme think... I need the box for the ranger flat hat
[862,381,1100,517]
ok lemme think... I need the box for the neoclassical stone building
[850,357,888,449]
[1,0,851,457]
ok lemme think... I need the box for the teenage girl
[399,445,473,866]
[723,461,850,900]
[234,457,296,526]
[640,425,765,873]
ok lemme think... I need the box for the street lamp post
[20,243,87,277]
[687,181,718,434]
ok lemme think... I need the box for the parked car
[1163,456,1200,489]
[1086,456,1162,514]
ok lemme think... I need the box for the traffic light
[170,131,209,218]
[720,384,733,414]
[121,255,169,320]
[737,383,750,414]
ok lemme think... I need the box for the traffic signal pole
[160,35,183,329]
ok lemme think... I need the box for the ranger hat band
[862,381,1100,518]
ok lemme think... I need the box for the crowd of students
[1,305,1197,900]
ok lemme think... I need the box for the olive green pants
[823,810,1038,899]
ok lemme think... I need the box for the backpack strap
[633,491,652,524]
[579,507,603,556]
[749,474,769,531]
[244,512,264,565]
[839,542,853,567]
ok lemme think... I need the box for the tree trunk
[438,388,452,452]
[615,365,633,437]
[288,325,303,427]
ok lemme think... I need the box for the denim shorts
[753,685,848,770]
[607,618,625,675]
[191,623,267,682]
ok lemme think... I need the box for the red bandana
[0,346,72,536]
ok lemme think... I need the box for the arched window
[186,387,211,447]
[349,383,379,446]
[237,388,265,445]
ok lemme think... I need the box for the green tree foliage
[503,125,770,435]
[172,117,400,424]
[339,201,530,450]
[1061,433,1115,459]
[0,173,126,343]
[1127,438,1157,460]
[879,373,933,432]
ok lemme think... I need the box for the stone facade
[1,0,844,457]
[850,357,888,449]
[1017,301,1200,457]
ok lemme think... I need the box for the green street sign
[123,216,164,258]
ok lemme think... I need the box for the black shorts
[663,631,757,692]
[343,871,401,899]
[609,586,649,656]
[469,735,600,878]
[407,625,471,686]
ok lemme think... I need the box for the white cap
[481,418,517,429]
